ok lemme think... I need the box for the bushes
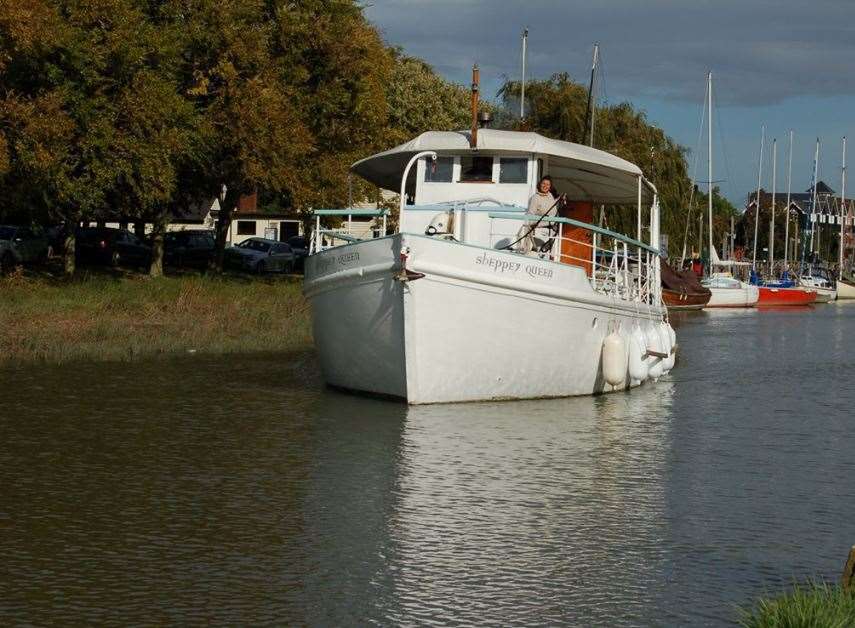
[740,582,855,628]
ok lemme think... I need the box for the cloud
[365,0,855,107]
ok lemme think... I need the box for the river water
[2,305,855,626]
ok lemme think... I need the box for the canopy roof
[351,129,653,204]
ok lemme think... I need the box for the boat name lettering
[525,264,553,279]
[475,252,520,274]
[338,252,360,265]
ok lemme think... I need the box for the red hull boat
[756,286,816,306]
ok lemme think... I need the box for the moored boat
[704,273,760,308]
[837,277,855,299]
[756,285,816,306]
[303,69,675,404]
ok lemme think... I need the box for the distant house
[89,191,304,243]
[747,181,841,215]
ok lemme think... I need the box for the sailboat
[700,72,759,308]
[753,135,816,305]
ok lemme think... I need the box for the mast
[584,43,599,147]
[809,139,820,254]
[752,126,765,268]
[769,139,777,273]
[784,130,793,270]
[470,64,479,149]
[520,29,528,119]
[707,71,714,267]
[840,136,847,279]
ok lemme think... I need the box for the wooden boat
[661,260,711,310]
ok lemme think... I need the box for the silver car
[225,237,296,273]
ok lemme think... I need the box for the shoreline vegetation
[0,271,313,366]
[739,581,855,627]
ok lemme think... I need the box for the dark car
[287,235,308,271]
[225,237,295,273]
[164,230,216,268]
[0,225,50,272]
[76,227,152,268]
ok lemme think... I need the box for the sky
[364,0,855,206]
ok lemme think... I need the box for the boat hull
[837,280,855,300]
[757,286,817,306]
[304,234,669,404]
[705,284,759,308]
[810,287,837,303]
[662,288,710,311]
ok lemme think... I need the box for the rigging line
[596,47,608,105]
[711,84,735,204]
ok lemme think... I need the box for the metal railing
[310,209,388,253]
[487,212,660,306]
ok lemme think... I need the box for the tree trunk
[63,228,76,277]
[148,214,168,278]
[134,221,146,239]
[213,189,238,273]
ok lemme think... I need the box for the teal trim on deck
[487,211,660,255]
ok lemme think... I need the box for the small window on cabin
[424,156,453,183]
[237,221,255,236]
[499,158,528,183]
[459,155,494,182]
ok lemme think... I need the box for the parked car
[76,227,152,268]
[225,237,295,273]
[0,225,50,272]
[164,230,215,268]
[287,235,309,271]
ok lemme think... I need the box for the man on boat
[518,175,563,255]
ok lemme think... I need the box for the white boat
[697,73,758,309]
[703,272,760,308]
[837,278,855,299]
[799,273,837,302]
[304,105,675,404]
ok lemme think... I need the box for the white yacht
[303,125,675,404]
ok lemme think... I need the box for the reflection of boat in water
[304,68,675,404]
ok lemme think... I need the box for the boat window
[424,156,453,183]
[499,158,528,183]
[460,155,494,182]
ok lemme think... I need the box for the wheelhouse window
[499,158,528,183]
[460,155,494,182]
[424,156,453,182]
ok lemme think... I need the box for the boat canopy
[350,129,653,205]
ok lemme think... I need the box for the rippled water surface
[3,305,855,626]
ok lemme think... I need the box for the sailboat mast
[840,136,846,279]
[707,72,714,266]
[584,43,599,147]
[784,130,793,269]
[520,29,528,119]
[809,139,820,255]
[769,139,777,272]
[752,126,766,268]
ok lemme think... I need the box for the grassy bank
[740,582,855,627]
[0,271,313,365]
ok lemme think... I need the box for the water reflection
[3,304,855,626]
[303,382,676,626]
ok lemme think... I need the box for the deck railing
[487,212,661,306]
[310,209,388,253]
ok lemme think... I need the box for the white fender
[628,326,648,382]
[602,330,627,387]
[646,324,664,380]
[658,323,675,374]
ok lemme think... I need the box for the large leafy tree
[0,0,195,275]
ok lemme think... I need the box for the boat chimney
[470,64,480,149]
[478,110,492,128]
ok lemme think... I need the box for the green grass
[0,269,313,365]
[740,582,855,628]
